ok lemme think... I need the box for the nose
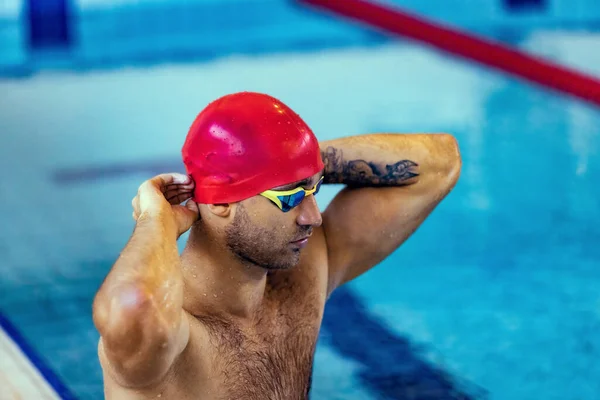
[296,195,322,227]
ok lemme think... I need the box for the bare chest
[200,279,325,399]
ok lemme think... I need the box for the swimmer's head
[182,92,324,269]
[182,91,324,204]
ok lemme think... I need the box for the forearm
[320,133,460,187]
[93,214,184,344]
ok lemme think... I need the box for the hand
[131,173,200,238]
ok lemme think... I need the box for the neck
[180,223,267,322]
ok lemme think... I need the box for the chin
[267,253,300,271]
[287,249,302,266]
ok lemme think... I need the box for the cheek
[262,217,296,244]
[244,201,298,242]
[277,213,299,230]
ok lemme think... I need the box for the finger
[167,192,193,206]
[131,195,141,217]
[138,178,171,209]
[137,173,192,214]
[173,200,200,237]
[185,199,200,215]
[149,173,191,190]
[164,181,195,192]
[140,173,191,197]
[164,188,193,203]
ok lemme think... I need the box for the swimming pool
[1,31,599,399]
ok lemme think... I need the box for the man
[92,92,461,399]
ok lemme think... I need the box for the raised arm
[92,173,199,388]
[321,133,461,295]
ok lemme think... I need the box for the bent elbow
[449,137,462,187]
[436,134,462,189]
[93,284,149,327]
[92,284,188,388]
[93,285,164,353]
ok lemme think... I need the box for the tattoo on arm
[321,146,419,186]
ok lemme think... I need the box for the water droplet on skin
[203,293,207,296]
[213,294,218,298]
[193,274,197,278]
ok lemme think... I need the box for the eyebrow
[277,173,323,191]
[278,179,309,191]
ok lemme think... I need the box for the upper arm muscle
[323,174,454,295]
[98,306,191,389]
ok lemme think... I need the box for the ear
[206,203,234,218]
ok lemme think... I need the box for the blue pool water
[1,32,600,399]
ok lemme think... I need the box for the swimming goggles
[260,176,324,212]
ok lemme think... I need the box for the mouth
[290,233,312,248]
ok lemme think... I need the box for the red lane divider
[298,0,600,107]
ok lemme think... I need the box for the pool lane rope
[298,0,600,108]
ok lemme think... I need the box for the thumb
[172,199,200,237]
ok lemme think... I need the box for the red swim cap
[182,92,324,204]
